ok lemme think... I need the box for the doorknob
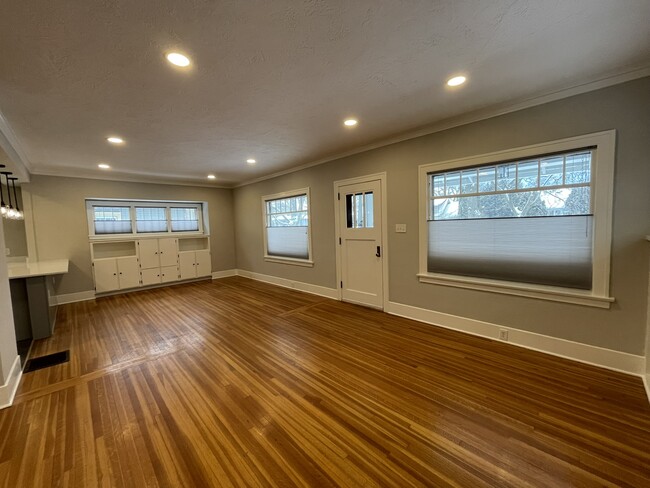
[376,246,381,257]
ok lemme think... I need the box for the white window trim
[261,187,313,267]
[86,198,209,239]
[418,130,616,308]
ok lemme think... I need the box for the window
[93,206,132,234]
[346,192,374,228]
[171,207,199,232]
[136,207,168,233]
[418,131,615,308]
[262,189,313,266]
[87,200,206,237]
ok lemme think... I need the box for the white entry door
[337,178,384,309]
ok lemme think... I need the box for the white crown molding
[0,111,31,181]
[235,65,650,188]
[28,168,233,189]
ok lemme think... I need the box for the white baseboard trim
[235,269,339,300]
[385,301,645,377]
[211,269,238,279]
[0,355,22,409]
[51,290,96,305]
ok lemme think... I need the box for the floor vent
[24,350,70,373]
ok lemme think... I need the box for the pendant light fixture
[0,171,15,219]
[0,165,6,217]
[9,177,23,220]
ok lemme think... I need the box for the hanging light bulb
[0,171,13,218]
[0,165,7,217]
[9,177,23,220]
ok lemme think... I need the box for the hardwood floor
[1,277,649,487]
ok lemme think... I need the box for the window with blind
[418,131,616,307]
[428,150,593,289]
[262,189,312,264]
[87,200,206,237]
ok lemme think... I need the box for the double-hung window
[86,199,207,237]
[418,131,615,308]
[262,189,313,266]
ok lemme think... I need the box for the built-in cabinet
[90,236,211,294]
[138,238,180,286]
[178,237,212,280]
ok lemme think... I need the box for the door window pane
[346,191,374,228]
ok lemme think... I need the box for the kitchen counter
[8,259,69,343]
[8,259,69,279]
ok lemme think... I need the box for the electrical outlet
[395,224,407,233]
[498,329,509,341]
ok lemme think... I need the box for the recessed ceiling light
[207,174,216,179]
[166,52,191,67]
[344,119,358,127]
[98,163,111,169]
[106,136,124,144]
[246,159,256,164]
[447,75,467,87]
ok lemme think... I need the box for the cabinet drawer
[141,268,162,286]
[160,265,179,283]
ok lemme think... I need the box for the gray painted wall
[0,217,18,384]
[233,77,650,355]
[23,176,237,296]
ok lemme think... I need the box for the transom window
[262,189,313,265]
[86,199,206,237]
[430,151,591,220]
[418,131,616,308]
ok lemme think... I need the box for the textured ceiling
[0,0,649,186]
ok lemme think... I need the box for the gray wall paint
[234,77,650,355]
[1,185,27,257]
[23,175,237,296]
[0,218,18,384]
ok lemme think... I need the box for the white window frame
[262,188,313,267]
[86,198,208,239]
[418,130,616,308]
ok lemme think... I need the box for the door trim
[334,172,389,310]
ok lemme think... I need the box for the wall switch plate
[395,224,407,233]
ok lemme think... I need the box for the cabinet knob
[113,273,117,276]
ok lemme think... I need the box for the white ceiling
[0,0,649,187]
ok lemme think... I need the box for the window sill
[417,273,614,309]
[89,232,208,241]
[264,256,314,268]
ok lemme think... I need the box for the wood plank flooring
[1,277,649,487]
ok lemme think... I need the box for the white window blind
[427,150,594,289]
[87,200,204,236]
[93,206,132,234]
[136,207,168,233]
[265,193,310,260]
[171,207,199,232]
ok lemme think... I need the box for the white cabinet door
[160,265,179,283]
[195,250,212,278]
[141,268,161,286]
[158,238,178,267]
[94,259,119,293]
[179,252,196,280]
[117,256,141,289]
[138,239,160,269]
